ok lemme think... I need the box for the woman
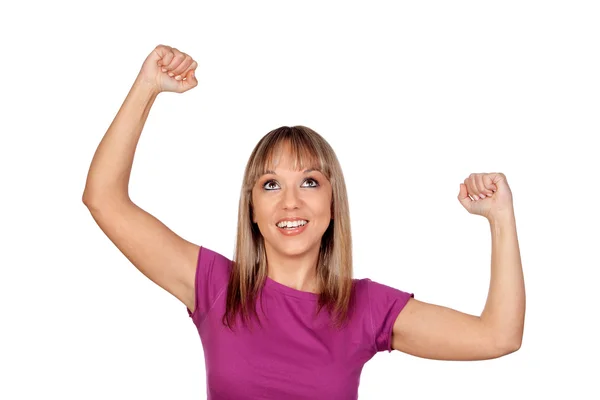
[83,45,525,399]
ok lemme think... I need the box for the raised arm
[391,173,525,360]
[82,45,201,312]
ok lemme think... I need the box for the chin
[268,237,319,258]
[275,243,312,257]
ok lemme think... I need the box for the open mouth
[276,220,308,229]
[275,220,309,236]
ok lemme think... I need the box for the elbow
[484,317,524,357]
[494,332,523,356]
[82,189,99,207]
[82,194,100,210]
[82,191,130,210]
[502,338,522,355]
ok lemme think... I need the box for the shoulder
[187,246,232,322]
[352,277,412,302]
[197,246,232,287]
[199,246,232,268]
[352,277,414,353]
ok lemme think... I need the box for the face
[251,144,333,258]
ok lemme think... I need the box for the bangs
[263,140,323,174]
[247,127,332,188]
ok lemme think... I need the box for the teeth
[277,220,308,228]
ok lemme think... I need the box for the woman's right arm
[82,45,200,313]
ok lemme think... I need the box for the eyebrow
[262,168,320,175]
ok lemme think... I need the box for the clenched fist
[458,172,514,221]
[137,45,198,94]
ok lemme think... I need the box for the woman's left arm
[391,173,525,361]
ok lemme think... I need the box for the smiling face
[251,142,333,259]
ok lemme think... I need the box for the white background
[2,1,599,399]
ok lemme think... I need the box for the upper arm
[391,298,516,360]
[85,199,199,312]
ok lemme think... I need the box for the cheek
[312,195,332,218]
[252,198,273,224]
[252,204,264,223]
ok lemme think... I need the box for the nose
[281,186,301,210]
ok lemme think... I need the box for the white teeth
[277,220,308,228]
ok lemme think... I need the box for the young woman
[83,44,525,399]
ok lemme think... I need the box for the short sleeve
[186,246,231,324]
[366,278,414,353]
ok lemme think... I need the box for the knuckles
[153,44,196,68]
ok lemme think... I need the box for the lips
[276,221,309,236]
[275,217,310,225]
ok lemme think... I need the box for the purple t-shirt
[187,246,413,399]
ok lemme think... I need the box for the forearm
[480,208,526,350]
[83,76,159,206]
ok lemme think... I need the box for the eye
[302,178,319,188]
[262,178,320,191]
[263,180,279,190]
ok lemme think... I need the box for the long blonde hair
[222,126,354,331]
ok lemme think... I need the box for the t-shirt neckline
[264,275,320,301]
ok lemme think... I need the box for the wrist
[133,74,161,98]
[487,207,515,226]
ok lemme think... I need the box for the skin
[251,143,332,294]
[84,43,523,362]
[392,175,524,360]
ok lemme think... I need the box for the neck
[264,242,321,293]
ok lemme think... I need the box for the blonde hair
[222,126,354,331]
